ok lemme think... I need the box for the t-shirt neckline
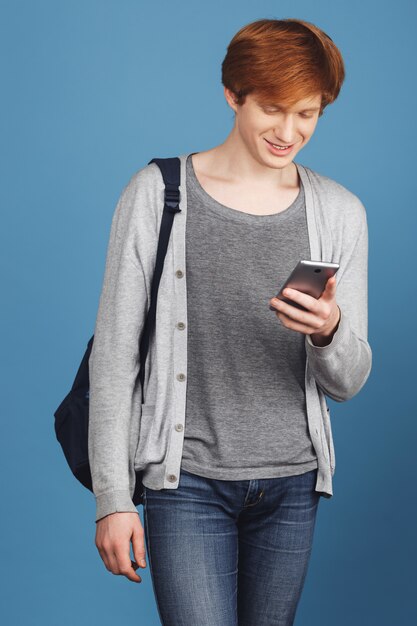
[186,152,304,225]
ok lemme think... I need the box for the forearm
[305,308,372,401]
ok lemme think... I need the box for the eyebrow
[263,103,320,113]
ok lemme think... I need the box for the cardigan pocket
[134,404,160,470]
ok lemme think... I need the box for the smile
[264,138,295,155]
[267,140,291,149]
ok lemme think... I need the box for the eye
[299,113,313,119]
[260,104,280,114]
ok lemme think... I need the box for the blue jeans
[143,466,320,626]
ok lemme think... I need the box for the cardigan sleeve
[88,170,151,522]
[304,198,372,401]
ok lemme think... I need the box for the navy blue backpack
[53,157,182,506]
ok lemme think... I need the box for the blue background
[2,0,416,624]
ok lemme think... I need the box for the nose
[273,115,296,145]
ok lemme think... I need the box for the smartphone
[269,260,340,312]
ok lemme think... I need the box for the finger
[114,545,143,583]
[276,310,318,334]
[271,297,320,327]
[277,287,320,313]
[97,545,113,573]
[99,544,120,574]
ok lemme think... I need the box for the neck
[203,128,298,189]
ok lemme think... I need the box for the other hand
[95,512,147,583]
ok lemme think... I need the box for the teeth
[272,143,289,149]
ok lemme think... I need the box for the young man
[89,18,371,626]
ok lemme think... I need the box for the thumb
[322,275,337,300]
[132,526,147,569]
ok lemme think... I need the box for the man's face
[229,90,322,168]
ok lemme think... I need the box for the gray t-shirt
[181,154,318,479]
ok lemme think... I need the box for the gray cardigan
[88,152,372,522]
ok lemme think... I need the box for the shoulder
[112,161,165,229]
[120,161,164,198]
[300,163,368,231]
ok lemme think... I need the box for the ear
[224,86,238,110]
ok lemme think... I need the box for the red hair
[221,18,345,116]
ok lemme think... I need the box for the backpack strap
[138,157,182,403]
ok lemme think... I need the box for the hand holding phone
[269,260,339,313]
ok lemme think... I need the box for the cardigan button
[175,423,183,432]
[175,269,184,278]
[167,474,177,483]
[177,373,186,381]
[177,322,186,330]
